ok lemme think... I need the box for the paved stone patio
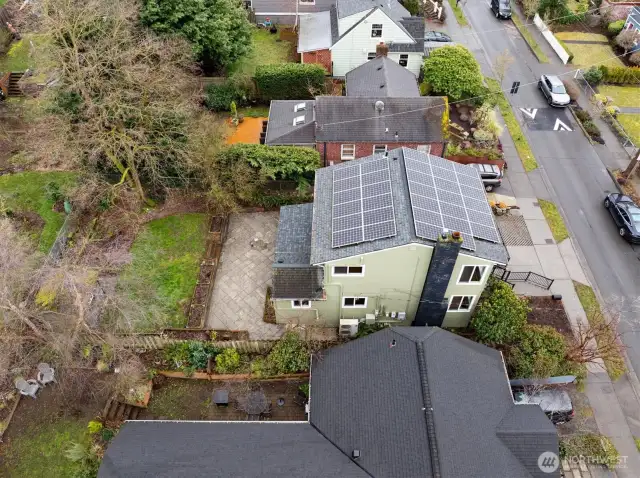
[206,212,284,340]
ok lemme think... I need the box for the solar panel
[402,149,501,251]
[332,158,397,248]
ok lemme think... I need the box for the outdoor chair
[15,378,40,399]
[37,363,56,386]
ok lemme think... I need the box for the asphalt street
[458,2,640,373]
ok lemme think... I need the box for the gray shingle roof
[98,421,369,478]
[252,0,335,15]
[265,100,316,145]
[388,17,425,52]
[315,96,445,142]
[275,204,314,265]
[272,266,324,299]
[309,148,509,265]
[310,327,560,478]
[346,56,420,97]
[298,11,333,52]
[336,0,409,20]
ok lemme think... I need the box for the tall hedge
[599,65,640,85]
[255,64,326,100]
[213,144,321,206]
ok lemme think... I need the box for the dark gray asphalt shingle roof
[336,0,409,20]
[252,0,334,14]
[315,96,445,142]
[272,266,324,299]
[98,421,369,478]
[388,17,425,52]
[346,56,420,97]
[310,327,560,478]
[265,100,316,145]
[275,204,314,265]
[310,148,509,265]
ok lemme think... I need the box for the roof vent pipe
[352,450,361,459]
[375,101,385,113]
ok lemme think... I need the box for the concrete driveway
[206,212,284,340]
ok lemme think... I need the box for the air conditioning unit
[397,311,406,320]
[339,318,359,337]
[364,314,376,325]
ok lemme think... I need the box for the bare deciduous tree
[493,49,514,87]
[521,0,540,18]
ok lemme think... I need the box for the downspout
[323,142,327,167]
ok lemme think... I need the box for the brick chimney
[375,42,388,58]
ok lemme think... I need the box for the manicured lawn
[447,0,469,27]
[118,213,207,331]
[538,199,569,243]
[617,114,640,145]
[2,419,88,478]
[597,85,640,108]
[573,281,625,381]
[238,105,271,118]
[0,171,76,252]
[554,32,624,67]
[486,77,538,171]
[228,28,293,77]
[511,10,549,63]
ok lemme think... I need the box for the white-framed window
[292,299,311,308]
[448,295,475,312]
[371,24,383,38]
[293,115,305,126]
[341,144,356,160]
[372,144,387,155]
[332,265,365,276]
[367,52,376,60]
[343,296,367,308]
[457,265,488,284]
[417,145,431,154]
[294,102,306,112]
[399,54,408,67]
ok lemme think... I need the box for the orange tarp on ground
[225,117,267,145]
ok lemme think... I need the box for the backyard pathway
[206,212,284,340]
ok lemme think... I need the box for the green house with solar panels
[271,147,508,334]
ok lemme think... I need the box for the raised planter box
[446,155,506,170]
[158,371,310,381]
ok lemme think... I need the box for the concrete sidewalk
[499,126,640,476]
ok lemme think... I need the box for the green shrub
[204,81,248,112]
[100,428,115,443]
[583,66,604,86]
[599,65,640,85]
[250,357,272,378]
[575,108,591,122]
[607,20,625,36]
[255,63,326,100]
[215,348,241,373]
[419,81,431,96]
[299,383,310,398]
[471,279,530,345]
[560,434,621,468]
[164,341,220,372]
[86,421,103,435]
[402,0,421,16]
[422,45,484,101]
[265,332,309,375]
[507,324,568,378]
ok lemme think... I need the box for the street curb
[568,106,595,145]
[606,168,624,194]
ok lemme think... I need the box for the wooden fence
[119,334,274,353]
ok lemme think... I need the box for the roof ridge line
[308,422,375,477]
[415,341,442,478]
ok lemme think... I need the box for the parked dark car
[513,389,574,425]
[490,0,512,19]
[604,193,640,243]
[538,75,571,107]
[469,163,503,192]
[424,31,452,42]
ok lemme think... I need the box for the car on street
[538,75,571,107]
[604,193,640,243]
[469,163,503,192]
[490,0,512,19]
[513,389,575,425]
[424,31,452,42]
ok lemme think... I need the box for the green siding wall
[273,244,496,328]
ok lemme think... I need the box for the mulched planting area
[140,377,307,421]
[527,296,573,338]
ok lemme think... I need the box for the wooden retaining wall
[120,335,274,353]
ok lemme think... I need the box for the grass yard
[0,171,77,252]
[0,34,47,72]
[597,85,640,108]
[118,213,207,331]
[238,105,271,118]
[538,199,569,243]
[447,0,469,27]
[554,32,624,67]
[573,281,626,381]
[511,10,549,63]
[486,77,538,171]
[617,114,640,145]
[2,419,88,478]
[228,28,293,77]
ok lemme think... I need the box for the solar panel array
[332,157,397,248]
[403,149,501,251]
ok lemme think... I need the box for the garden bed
[527,296,573,338]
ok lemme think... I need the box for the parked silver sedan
[538,75,571,107]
